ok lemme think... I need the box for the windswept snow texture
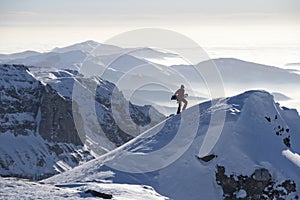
[45,90,300,200]
[0,177,168,200]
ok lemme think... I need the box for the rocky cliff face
[32,68,165,152]
[0,65,42,136]
[0,64,91,179]
[39,84,83,145]
[0,64,164,179]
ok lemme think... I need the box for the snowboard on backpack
[171,94,177,100]
[171,94,188,101]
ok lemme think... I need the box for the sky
[0,0,299,55]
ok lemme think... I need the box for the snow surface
[0,177,168,200]
[282,149,300,168]
[234,189,247,198]
[44,90,300,199]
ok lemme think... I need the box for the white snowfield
[43,90,300,200]
[0,177,168,200]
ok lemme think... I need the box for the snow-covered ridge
[0,50,40,62]
[45,90,300,199]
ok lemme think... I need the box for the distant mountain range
[1,40,299,115]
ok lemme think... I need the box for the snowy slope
[0,177,168,200]
[45,90,300,199]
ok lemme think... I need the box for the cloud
[1,10,299,28]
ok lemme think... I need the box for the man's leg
[177,101,182,114]
[182,99,188,110]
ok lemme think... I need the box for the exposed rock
[266,114,292,148]
[283,136,291,148]
[196,154,217,162]
[84,189,113,199]
[265,116,271,123]
[216,165,298,200]
[0,64,43,136]
[252,168,271,182]
[39,84,83,145]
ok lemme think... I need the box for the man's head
[181,84,184,89]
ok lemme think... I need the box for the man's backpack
[171,94,177,100]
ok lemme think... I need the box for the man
[175,84,188,114]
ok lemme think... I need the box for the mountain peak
[227,90,274,108]
[79,40,100,46]
[51,40,122,54]
[0,64,34,85]
[232,90,272,99]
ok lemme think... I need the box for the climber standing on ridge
[174,84,188,114]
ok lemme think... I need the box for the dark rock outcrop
[39,85,83,145]
[216,165,298,200]
[84,189,113,199]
